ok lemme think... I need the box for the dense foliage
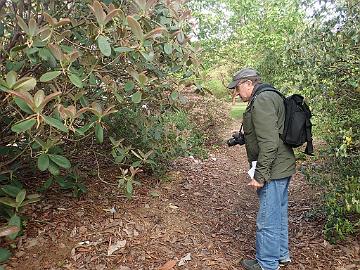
[0,0,221,261]
[284,1,360,242]
[189,0,359,242]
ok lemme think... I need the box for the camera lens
[227,138,236,147]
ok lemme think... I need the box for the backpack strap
[248,84,285,109]
[292,95,314,155]
[304,105,314,155]
[304,119,314,155]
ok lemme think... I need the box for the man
[227,68,296,270]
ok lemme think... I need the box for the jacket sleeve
[251,93,280,183]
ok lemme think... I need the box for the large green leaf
[126,180,133,196]
[48,154,71,169]
[43,115,68,132]
[114,47,134,53]
[28,18,37,37]
[0,248,11,263]
[21,197,41,207]
[16,189,26,205]
[95,123,104,144]
[1,185,21,198]
[68,73,83,88]
[34,90,45,108]
[0,84,8,92]
[48,161,60,175]
[39,178,53,192]
[11,118,36,133]
[38,48,52,60]
[75,122,94,136]
[55,176,72,189]
[14,97,33,114]
[0,197,17,208]
[12,77,37,91]
[38,154,49,171]
[124,81,135,92]
[164,43,173,55]
[127,16,144,42]
[97,35,112,57]
[131,91,142,103]
[89,1,106,26]
[141,51,154,62]
[40,71,62,82]
[6,71,17,88]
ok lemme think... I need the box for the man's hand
[247,178,264,190]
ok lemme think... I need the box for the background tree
[189,0,359,241]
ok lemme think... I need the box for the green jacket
[243,83,296,184]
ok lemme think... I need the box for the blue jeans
[255,177,291,270]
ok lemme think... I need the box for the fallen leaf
[107,239,126,256]
[178,253,191,266]
[103,206,116,213]
[70,226,77,237]
[159,260,177,270]
[169,203,179,210]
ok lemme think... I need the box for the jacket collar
[250,83,274,100]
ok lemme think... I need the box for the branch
[0,0,6,12]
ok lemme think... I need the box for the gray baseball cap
[227,68,260,89]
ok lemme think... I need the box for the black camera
[227,131,245,147]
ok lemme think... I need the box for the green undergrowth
[108,109,208,176]
[230,102,247,119]
[301,145,360,243]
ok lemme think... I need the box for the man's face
[235,80,253,102]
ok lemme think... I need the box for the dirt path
[4,135,360,269]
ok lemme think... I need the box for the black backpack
[250,85,314,155]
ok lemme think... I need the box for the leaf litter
[3,128,360,270]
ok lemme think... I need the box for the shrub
[277,2,360,242]
[107,108,207,177]
[0,0,199,258]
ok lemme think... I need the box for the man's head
[227,68,260,102]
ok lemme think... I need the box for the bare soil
[3,132,360,270]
